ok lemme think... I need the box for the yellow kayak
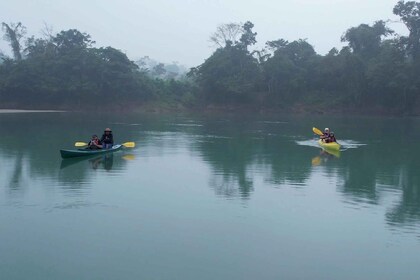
[318,139,341,151]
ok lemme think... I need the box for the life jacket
[88,139,102,149]
[321,132,330,142]
[101,133,114,144]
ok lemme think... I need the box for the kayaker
[329,132,337,143]
[320,128,331,143]
[100,128,114,149]
[88,135,103,150]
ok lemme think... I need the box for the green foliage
[193,42,262,104]
[3,3,420,115]
[393,1,420,60]
[239,21,257,50]
[341,21,393,59]
[262,39,319,104]
[0,28,162,108]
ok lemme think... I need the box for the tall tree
[193,43,262,104]
[1,22,26,61]
[262,39,318,103]
[209,23,243,48]
[393,1,420,60]
[53,29,94,54]
[341,20,393,58]
[239,21,257,50]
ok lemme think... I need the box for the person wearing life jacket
[88,135,102,150]
[100,128,114,149]
[320,128,331,143]
[329,132,337,143]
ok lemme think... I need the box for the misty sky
[1,0,408,67]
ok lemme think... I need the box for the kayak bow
[318,139,340,151]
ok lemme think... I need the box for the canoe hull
[60,145,123,158]
[318,139,340,151]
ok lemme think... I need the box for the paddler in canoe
[320,128,337,143]
[87,134,103,150]
[100,128,114,149]
[329,132,337,143]
[87,128,114,150]
[312,126,341,151]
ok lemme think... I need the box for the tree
[25,37,55,59]
[365,39,410,108]
[393,1,420,60]
[1,22,26,60]
[341,20,393,58]
[266,39,289,52]
[239,21,257,50]
[152,63,166,77]
[53,29,94,54]
[209,23,243,48]
[262,39,318,104]
[209,21,257,51]
[193,43,262,104]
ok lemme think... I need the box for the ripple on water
[295,139,321,148]
[296,139,367,150]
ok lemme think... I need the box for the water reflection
[312,149,340,166]
[194,136,255,198]
[8,154,24,191]
[321,148,340,158]
[61,154,115,171]
[57,153,130,190]
[187,115,420,236]
[385,158,420,232]
[1,112,420,236]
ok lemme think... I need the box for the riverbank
[0,102,416,117]
[0,109,66,113]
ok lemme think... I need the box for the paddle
[75,141,135,148]
[122,154,135,160]
[312,127,323,136]
[311,156,322,166]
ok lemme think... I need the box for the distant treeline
[1,0,420,114]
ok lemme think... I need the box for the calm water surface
[1,112,420,280]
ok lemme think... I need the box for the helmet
[330,132,334,136]
[324,128,330,132]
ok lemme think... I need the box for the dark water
[1,111,420,280]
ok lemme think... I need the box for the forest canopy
[1,0,420,114]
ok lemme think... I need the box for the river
[1,111,419,279]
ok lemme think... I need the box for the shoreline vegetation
[2,1,420,116]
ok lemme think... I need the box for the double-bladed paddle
[75,141,135,148]
[312,127,323,136]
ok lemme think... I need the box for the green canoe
[60,144,123,159]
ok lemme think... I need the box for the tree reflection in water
[1,112,420,235]
[89,154,114,171]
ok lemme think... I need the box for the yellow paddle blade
[312,127,323,136]
[122,142,135,148]
[311,156,322,166]
[75,142,88,147]
[122,154,135,160]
